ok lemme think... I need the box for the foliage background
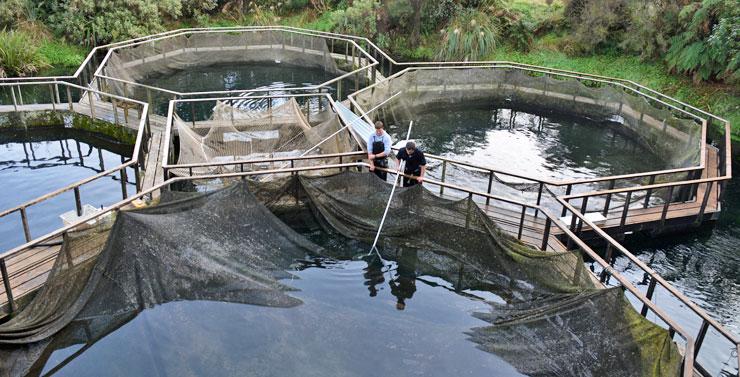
[0,0,737,134]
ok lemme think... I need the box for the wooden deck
[0,237,62,314]
[556,146,720,239]
[141,130,166,196]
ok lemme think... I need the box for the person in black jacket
[396,141,426,188]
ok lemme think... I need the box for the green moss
[0,111,64,128]
[71,115,137,145]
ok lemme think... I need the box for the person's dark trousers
[402,169,421,187]
[373,158,388,181]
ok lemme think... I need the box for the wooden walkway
[0,237,62,314]
[556,146,720,238]
[141,130,166,195]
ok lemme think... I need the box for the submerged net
[102,30,343,99]
[171,98,354,176]
[0,172,681,376]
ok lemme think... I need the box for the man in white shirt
[367,121,393,181]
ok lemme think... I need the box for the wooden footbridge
[0,26,736,377]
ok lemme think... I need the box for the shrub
[331,0,378,37]
[620,1,681,60]
[665,0,739,83]
[437,9,500,61]
[562,0,629,53]
[0,29,49,77]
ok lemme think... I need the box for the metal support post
[74,187,83,216]
[0,259,15,313]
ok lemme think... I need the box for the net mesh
[354,67,703,212]
[103,30,343,99]
[171,98,354,176]
[0,172,682,376]
[361,68,702,166]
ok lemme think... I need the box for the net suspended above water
[0,172,681,376]
[172,97,354,177]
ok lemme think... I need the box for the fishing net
[354,68,703,210]
[101,30,343,99]
[0,179,318,375]
[298,171,682,376]
[170,98,354,176]
[0,172,682,376]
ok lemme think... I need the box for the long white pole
[369,120,413,254]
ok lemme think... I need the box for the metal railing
[0,80,151,253]
[160,92,365,179]
[558,194,739,377]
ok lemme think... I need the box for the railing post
[120,167,128,199]
[517,206,526,240]
[439,160,447,195]
[66,86,73,110]
[0,259,15,314]
[10,85,18,111]
[599,244,613,283]
[540,218,551,251]
[535,182,544,217]
[643,175,656,208]
[49,84,56,111]
[134,164,142,192]
[74,187,83,216]
[693,320,709,358]
[20,207,31,242]
[576,196,589,235]
[16,84,23,105]
[486,171,494,206]
[465,193,473,229]
[694,181,713,225]
[88,90,96,120]
[602,179,615,216]
[619,191,632,232]
[659,186,675,229]
[561,184,572,217]
[640,277,657,316]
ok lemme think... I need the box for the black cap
[405,141,416,150]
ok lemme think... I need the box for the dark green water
[385,105,670,182]
[141,63,343,118]
[0,128,135,251]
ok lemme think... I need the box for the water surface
[0,128,135,251]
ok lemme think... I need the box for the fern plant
[665,0,739,83]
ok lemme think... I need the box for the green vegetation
[0,0,736,136]
[0,30,49,77]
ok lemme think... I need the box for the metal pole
[0,259,15,313]
[540,218,551,251]
[439,161,447,195]
[602,180,615,216]
[486,171,493,206]
[619,191,632,232]
[561,184,572,217]
[74,187,83,216]
[517,206,526,240]
[643,175,656,208]
[20,207,31,242]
